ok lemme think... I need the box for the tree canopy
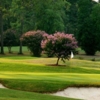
[0,0,100,55]
[41,32,78,65]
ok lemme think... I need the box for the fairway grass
[0,88,76,100]
[0,56,100,99]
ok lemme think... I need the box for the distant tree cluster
[22,31,78,65]
[0,0,100,55]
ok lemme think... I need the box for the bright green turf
[4,46,28,52]
[0,88,76,100]
[0,56,100,100]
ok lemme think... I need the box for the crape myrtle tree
[21,30,46,57]
[41,32,78,65]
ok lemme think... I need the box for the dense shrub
[4,29,17,53]
[21,30,46,57]
[41,32,78,65]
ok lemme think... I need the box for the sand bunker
[0,83,100,100]
[52,87,100,100]
[0,83,7,89]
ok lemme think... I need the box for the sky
[93,0,99,2]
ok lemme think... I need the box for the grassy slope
[0,88,76,100]
[0,56,100,99]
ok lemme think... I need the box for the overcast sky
[93,0,99,2]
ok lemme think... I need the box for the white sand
[52,87,100,100]
[0,83,7,89]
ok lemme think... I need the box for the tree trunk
[18,40,23,54]
[18,19,23,54]
[56,57,60,65]
[8,46,12,53]
[0,10,4,54]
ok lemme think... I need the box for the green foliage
[4,29,17,53]
[41,32,78,65]
[22,30,46,57]
[66,0,78,35]
[1,0,100,56]
[0,0,12,54]
[79,19,98,55]
[10,0,36,55]
[34,0,68,34]
[90,3,100,51]
[10,0,34,54]
[77,0,98,55]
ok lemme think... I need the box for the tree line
[0,0,100,55]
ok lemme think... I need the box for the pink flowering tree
[21,30,46,57]
[41,32,78,65]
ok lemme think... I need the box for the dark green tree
[66,0,78,35]
[11,0,35,54]
[0,9,4,54]
[79,19,98,55]
[77,0,97,55]
[34,0,69,34]
[4,29,17,53]
[0,0,12,54]
[90,3,100,51]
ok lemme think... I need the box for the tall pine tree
[0,0,12,54]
